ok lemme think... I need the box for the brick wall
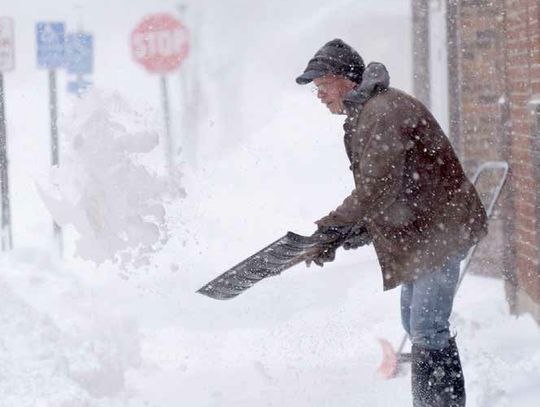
[504,0,540,305]
[413,0,540,315]
[453,0,540,309]
[452,0,506,167]
[447,0,511,281]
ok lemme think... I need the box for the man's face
[313,74,357,114]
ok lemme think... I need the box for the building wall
[504,0,540,306]
[413,0,540,318]
[457,0,540,311]
[448,0,511,284]
[453,0,505,166]
[412,0,431,107]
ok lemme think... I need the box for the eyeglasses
[311,82,332,94]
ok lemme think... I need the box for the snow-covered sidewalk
[1,247,539,406]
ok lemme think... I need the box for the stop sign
[131,14,189,74]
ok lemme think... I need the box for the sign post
[36,22,65,253]
[160,75,172,146]
[0,17,14,251]
[131,14,189,171]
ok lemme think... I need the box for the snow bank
[0,254,143,406]
[36,91,185,267]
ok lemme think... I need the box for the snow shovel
[377,160,510,379]
[197,232,327,300]
[198,224,370,300]
[197,226,369,300]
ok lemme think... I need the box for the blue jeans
[400,258,461,350]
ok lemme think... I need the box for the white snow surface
[1,251,540,406]
[1,0,539,406]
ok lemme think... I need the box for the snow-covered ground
[1,0,539,406]
[2,247,540,406]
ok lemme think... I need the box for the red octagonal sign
[131,14,189,74]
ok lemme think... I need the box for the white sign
[0,17,14,72]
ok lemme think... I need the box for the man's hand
[342,226,372,250]
[305,224,372,267]
[305,225,348,268]
[312,225,351,242]
[306,244,337,268]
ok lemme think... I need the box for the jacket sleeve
[316,113,407,227]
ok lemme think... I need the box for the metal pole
[49,69,62,254]
[0,73,12,250]
[160,75,173,171]
[177,3,198,168]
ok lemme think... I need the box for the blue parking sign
[65,33,93,75]
[67,76,93,95]
[36,22,65,69]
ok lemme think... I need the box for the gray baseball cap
[296,39,365,85]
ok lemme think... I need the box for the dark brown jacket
[316,88,488,290]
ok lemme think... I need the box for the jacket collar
[343,62,390,116]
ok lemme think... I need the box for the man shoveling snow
[295,39,487,406]
[198,38,487,407]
